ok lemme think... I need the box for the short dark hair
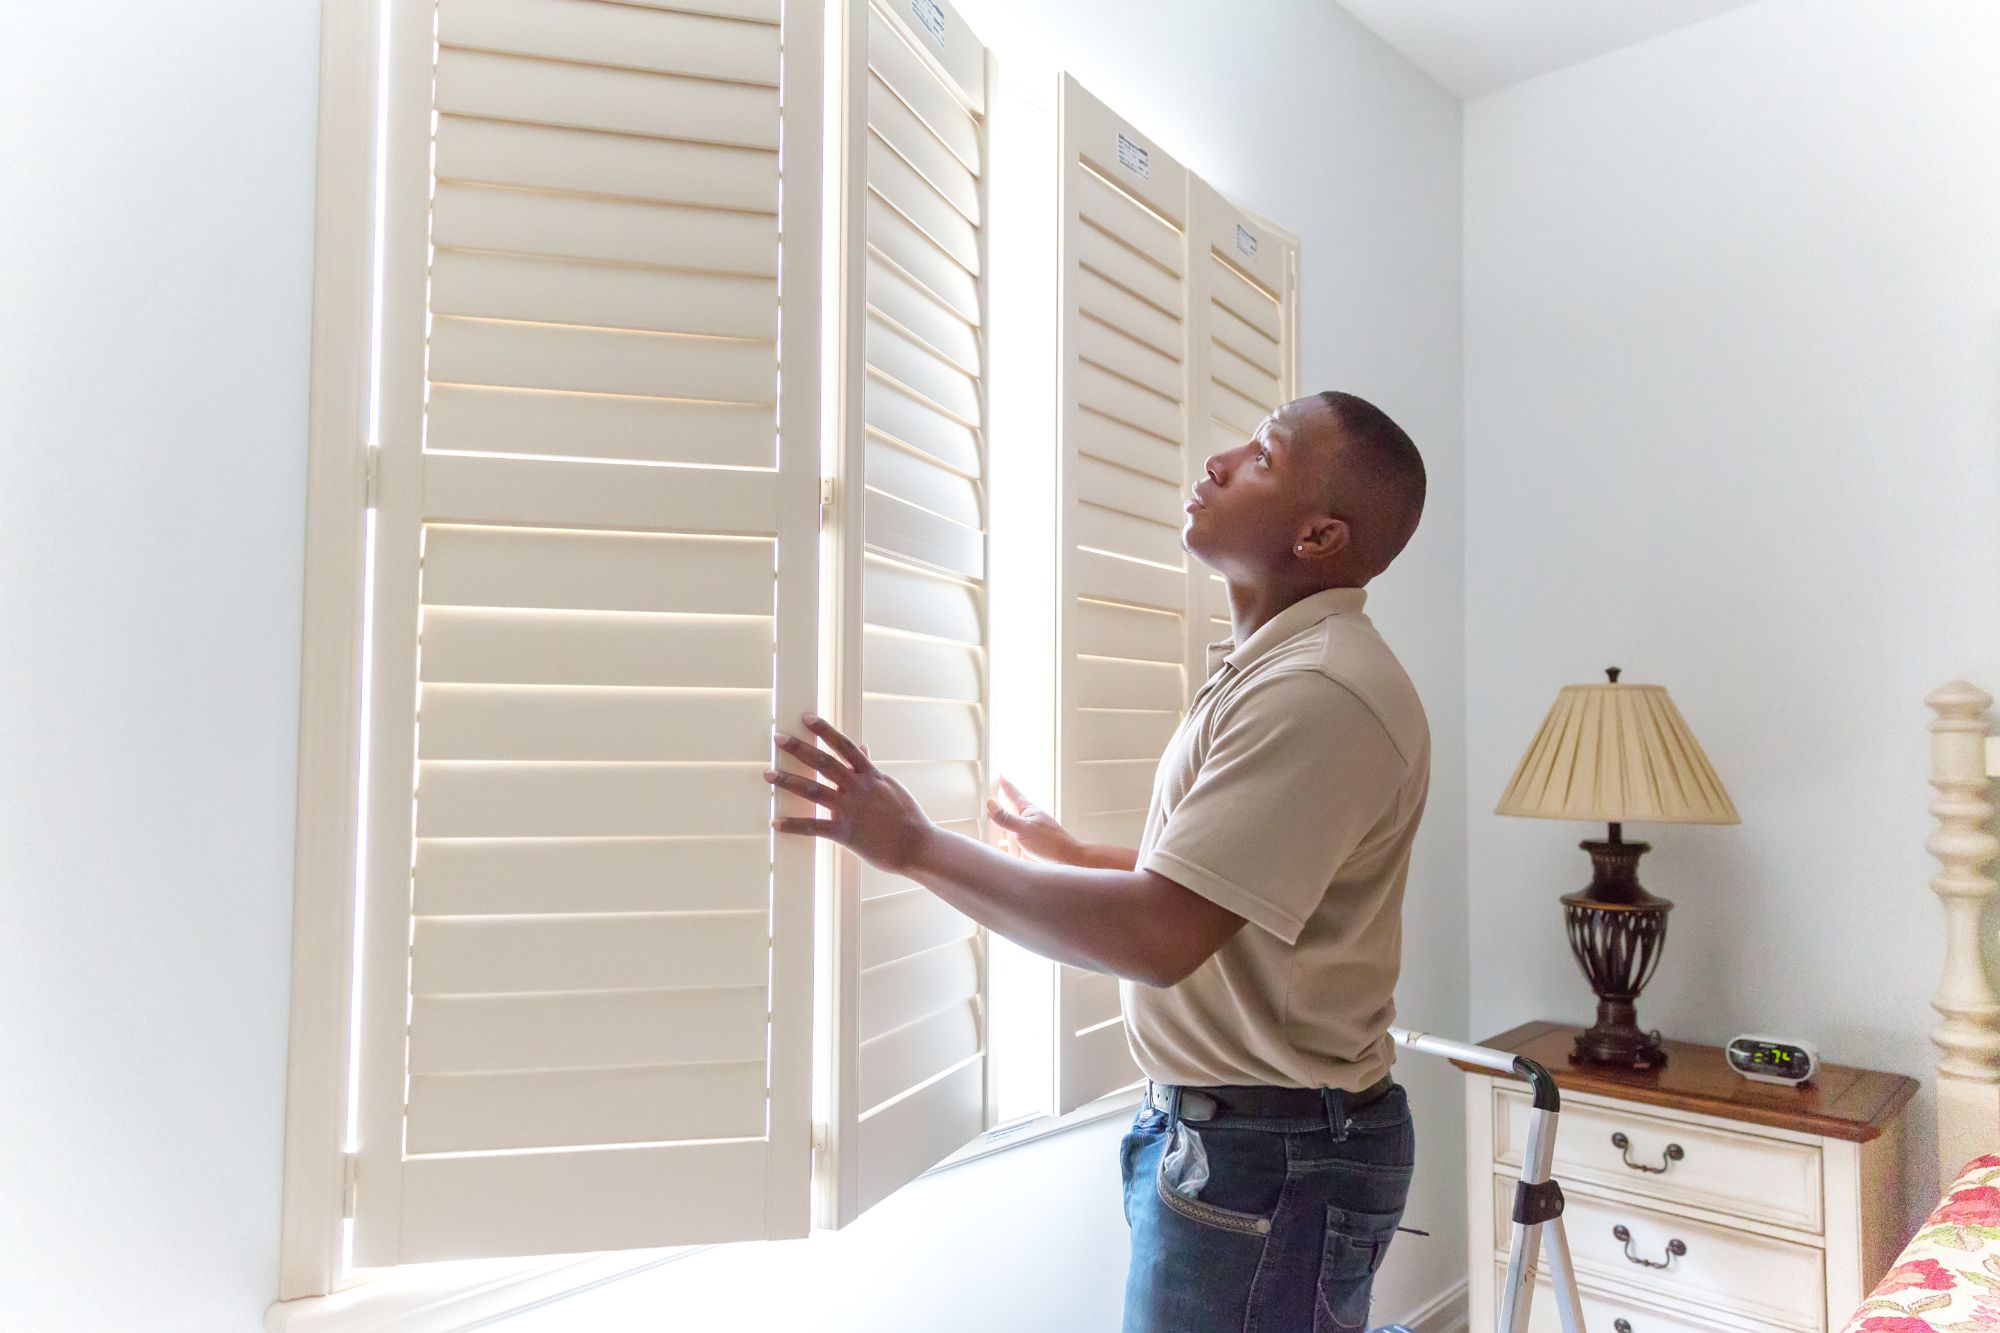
[1314,390,1426,578]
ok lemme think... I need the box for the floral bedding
[1842,1154,2000,1333]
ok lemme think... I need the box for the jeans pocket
[1153,1124,1281,1237]
[1315,1204,1405,1333]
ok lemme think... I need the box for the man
[764,391,1430,1332]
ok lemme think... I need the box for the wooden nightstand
[1456,1021,1918,1333]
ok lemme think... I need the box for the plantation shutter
[1051,77,1192,1114]
[1187,182,1299,660]
[349,0,824,1265]
[822,0,993,1225]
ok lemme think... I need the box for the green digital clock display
[1726,1036,1817,1084]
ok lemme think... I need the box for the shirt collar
[1206,586,1369,676]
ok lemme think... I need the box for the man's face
[1182,405,1332,573]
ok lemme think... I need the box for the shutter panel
[351,0,823,1265]
[1188,183,1299,658]
[821,0,993,1224]
[1051,77,1192,1114]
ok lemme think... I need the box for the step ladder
[1383,1027,1585,1333]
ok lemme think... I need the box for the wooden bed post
[1927,680,2000,1191]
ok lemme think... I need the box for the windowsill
[264,1091,1141,1333]
[264,1249,700,1333]
[930,1086,1143,1172]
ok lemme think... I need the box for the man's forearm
[904,827,1168,983]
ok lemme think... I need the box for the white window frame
[276,0,383,1305]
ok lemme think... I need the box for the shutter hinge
[818,475,835,524]
[341,1153,359,1219]
[811,1121,829,1154]
[362,448,381,511]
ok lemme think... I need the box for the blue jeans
[1119,1083,1416,1333]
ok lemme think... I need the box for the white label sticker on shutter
[1116,133,1150,179]
[909,0,945,47]
[1235,223,1259,258]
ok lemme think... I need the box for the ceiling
[1331,0,1769,100]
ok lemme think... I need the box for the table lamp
[1495,667,1739,1070]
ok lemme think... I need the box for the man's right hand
[986,776,1085,865]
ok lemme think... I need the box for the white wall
[0,3,321,1331]
[1464,0,2000,1235]
[0,0,1463,1329]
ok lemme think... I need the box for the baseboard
[1388,1277,1470,1333]
[263,1248,705,1333]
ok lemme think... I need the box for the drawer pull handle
[1615,1322,1633,1333]
[1611,1132,1684,1174]
[1613,1225,1686,1269]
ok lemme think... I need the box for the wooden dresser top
[1450,1020,1919,1143]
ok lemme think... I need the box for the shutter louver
[821,0,993,1224]
[1051,78,1191,1114]
[1188,183,1299,658]
[351,0,823,1265]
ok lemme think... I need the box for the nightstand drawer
[1491,1177,1827,1331]
[1493,1264,1738,1333]
[1495,1086,1823,1232]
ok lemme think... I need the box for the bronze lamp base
[1563,827,1672,1071]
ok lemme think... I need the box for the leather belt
[1145,1073,1395,1124]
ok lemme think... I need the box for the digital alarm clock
[1725,1034,1819,1086]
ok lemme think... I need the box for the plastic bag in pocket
[1159,1121,1210,1199]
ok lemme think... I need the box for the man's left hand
[765,714,936,875]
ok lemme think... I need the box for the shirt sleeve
[1140,669,1408,945]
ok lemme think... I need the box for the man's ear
[1296,516,1350,559]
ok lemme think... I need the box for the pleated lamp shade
[1495,678,1739,825]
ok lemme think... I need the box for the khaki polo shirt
[1122,586,1430,1092]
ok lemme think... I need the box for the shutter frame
[1051,76,1192,1115]
[349,0,824,1266]
[1049,84,1304,1118]
[278,0,387,1298]
[819,0,995,1228]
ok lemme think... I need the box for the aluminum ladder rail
[1389,1027,1585,1333]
